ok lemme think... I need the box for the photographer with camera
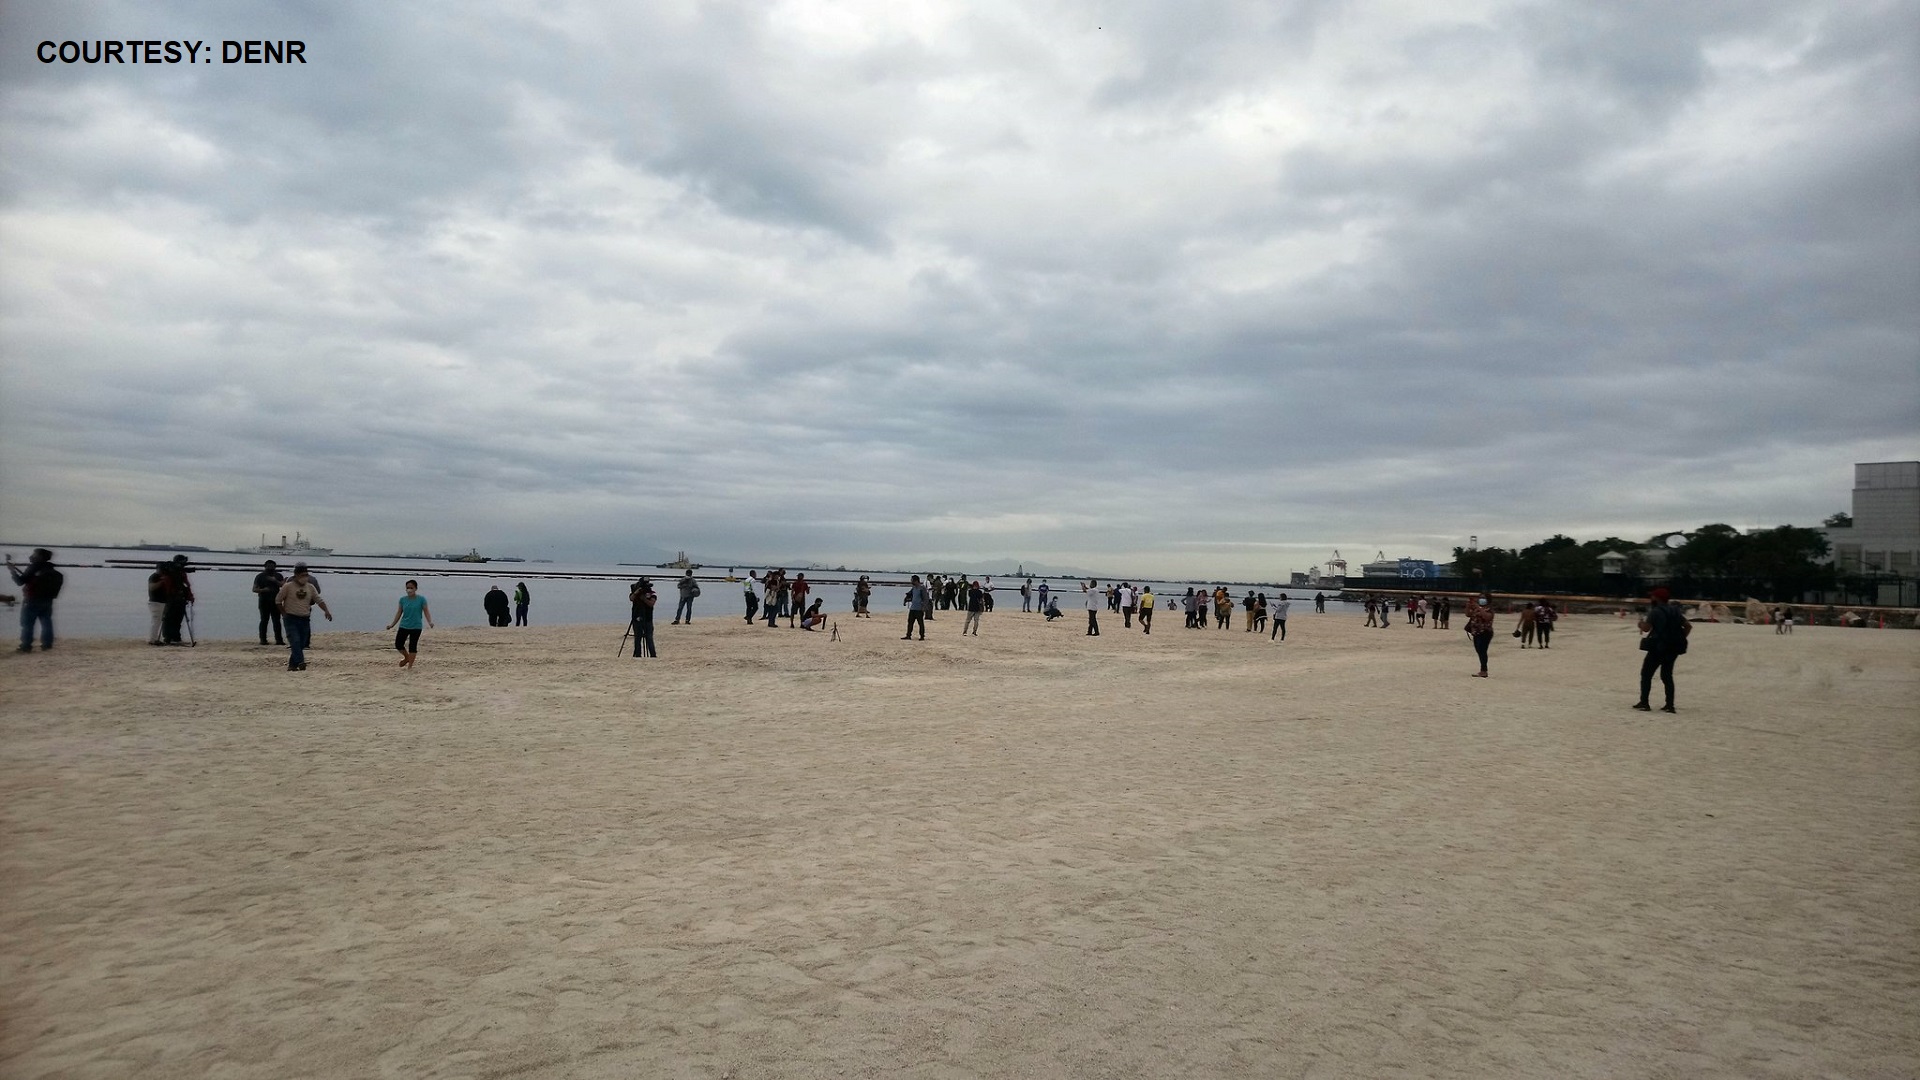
[8,548,63,653]
[628,577,659,658]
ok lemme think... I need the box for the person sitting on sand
[1044,595,1063,621]
[800,598,826,631]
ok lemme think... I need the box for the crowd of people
[6,550,1711,709]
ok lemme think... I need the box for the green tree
[1823,512,1853,528]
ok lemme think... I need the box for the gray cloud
[1,0,1914,578]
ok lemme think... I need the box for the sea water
[8,547,1360,642]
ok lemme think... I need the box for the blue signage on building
[1397,559,1436,579]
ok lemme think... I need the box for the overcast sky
[2,0,1915,577]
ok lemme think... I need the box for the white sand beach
[2,610,1916,1078]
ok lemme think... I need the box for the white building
[1823,461,1920,604]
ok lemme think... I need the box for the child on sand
[385,580,434,669]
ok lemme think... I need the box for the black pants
[1140,609,1151,634]
[1639,649,1678,706]
[631,618,656,657]
[1472,631,1492,672]
[745,594,759,621]
[1536,622,1551,647]
[394,627,421,654]
[1271,618,1286,641]
[1086,610,1099,635]
[162,600,187,643]
[259,603,284,644]
[906,610,927,638]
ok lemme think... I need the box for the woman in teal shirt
[385,579,435,669]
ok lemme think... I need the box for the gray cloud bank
[2,0,1914,578]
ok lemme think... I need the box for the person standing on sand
[385,580,434,669]
[514,581,531,626]
[744,572,762,623]
[1634,587,1690,713]
[1314,592,1326,614]
[159,555,194,645]
[1083,579,1102,636]
[1037,581,1050,613]
[672,569,699,625]
[1139,585,1155,634]
[9,548,61,653]
[962,580,984,636]
[854,576,872,617]
[1020,579,1032,612]
[484,585,511,626]
[1534,599,1555,649]
[629,578,658,657]
[147,562,169,645]
[1270,593,1291,641]
[902,575,930,640]
[787,573,808,628]
[1464,595,1495,677]
[253,560,286,646]
[275,563,332,672]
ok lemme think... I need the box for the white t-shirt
[1084,586,1105,610]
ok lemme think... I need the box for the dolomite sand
[2,610,1915,1079]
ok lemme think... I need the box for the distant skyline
[3,2,1915,581]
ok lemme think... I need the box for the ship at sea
[445,548,492,563]
[657,551,702,570]
[243,533,334,557]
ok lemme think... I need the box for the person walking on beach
[902,575,930,640]
[628,577,658,657]
[854,576,873,618]
[513,581,531,626]
[1083,579,1103,636]
[744,571,762,623]
[1534,599,1555,648]
[1314,592,1326,614]
[962,580,984,636]
[1139,585,1155,634]
[385,579,434,669]
[1438,596,1451,629]
[1516,602,1537,647]
[1634,587,1690,713]
[8,549,62,653]
[1464,595,1496,677]
[253,560,286,646]
[1119,583,1136,628]
[672,569,699,625]
[1270,593,1291,641]
[275,563,332,672]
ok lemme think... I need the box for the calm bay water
[9,547,1357,642]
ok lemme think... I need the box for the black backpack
[40,567,64,600]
